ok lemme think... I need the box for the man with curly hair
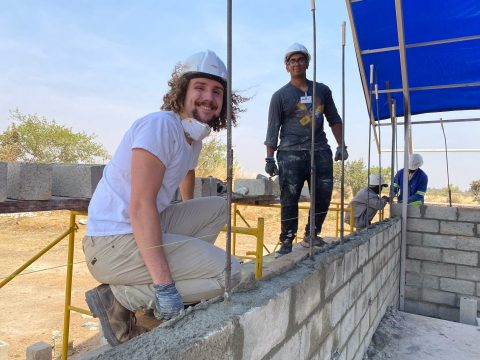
[83,50,242,346]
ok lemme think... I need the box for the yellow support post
[255,218,264,279]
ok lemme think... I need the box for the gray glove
[334,146,349,161]
[265,157,279,177]
[153,281,183,320]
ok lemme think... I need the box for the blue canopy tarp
[347,0,480,120]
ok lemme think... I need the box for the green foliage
[0,109,110,163]
[196,136,240,179]
[469,180,480,203]
[334,159,393,196]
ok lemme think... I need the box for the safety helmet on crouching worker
[284,43,311,64]
[408,153,424,170]
[369,174,388,187]
[181,50,227,88]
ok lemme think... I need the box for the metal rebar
[440,118,452,207]
[340,21,346,243]
[309,0,317,257]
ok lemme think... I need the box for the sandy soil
[0,203,347,359]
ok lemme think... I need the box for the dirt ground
[0,200,353,359]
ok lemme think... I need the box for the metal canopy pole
[340,21,346,242]
[224,0,233,302]
[390,100,397,203]
[394,0,411,311]
[308,0,317,256]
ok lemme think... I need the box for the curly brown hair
[161,64,249,132]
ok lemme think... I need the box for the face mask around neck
[181,118,211,141]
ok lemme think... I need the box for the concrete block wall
[0,162,6,202]
[391,204,480,321]
[52,164,105,198]
[96,218,401,360]
[234,178,274,196]
[7,162,52,200]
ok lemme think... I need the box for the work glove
[153,281,183,320]
[265,157,279,177]
[334,146,349,162]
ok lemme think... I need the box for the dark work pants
[277,149,333,243]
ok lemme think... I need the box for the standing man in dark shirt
[264,43,348,256]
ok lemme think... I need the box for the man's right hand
[265,157,279,177]
[153,281,183,320]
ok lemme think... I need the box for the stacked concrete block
[234,178,274,196]
[26,342,51,360]
[393,203,480,322]
[193,177,218,198]
[52,164,105,198]
[94,217,401,360]
[0,340,8,360]
[0,162,6,202]
[7,162,52,200]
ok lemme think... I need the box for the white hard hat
[369,173,388,187]
[408,153,424,170]
[284,43,311,64]
[181,50,227,87]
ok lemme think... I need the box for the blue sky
[1,1,479,191]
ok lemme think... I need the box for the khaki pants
[83,196,241,311]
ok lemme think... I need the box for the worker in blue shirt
[392,153,428,205]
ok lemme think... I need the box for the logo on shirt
[296,102,324,126]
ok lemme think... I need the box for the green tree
[0,109,109,163]
[470,180,480,203]
[333,159,367,196]
[196,136,240,179]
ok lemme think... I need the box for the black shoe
[275,242,293,258]
[301,235,327,248]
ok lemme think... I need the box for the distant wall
[94,218,401,360]
[391,204,480,321]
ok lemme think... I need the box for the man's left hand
[334,146,349,161]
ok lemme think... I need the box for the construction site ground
[0,202,346,359]
[366,309,480,360]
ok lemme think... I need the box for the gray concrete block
[406,231,422,245]
[270,329,302,360]
[423,234,457,249]
[26,341,51,360]
[422,275,440,289]
[361,261,373,292]
[422,262,456,277]
[325,257,344,298]
[404,300,438,317]
[234,178,273,196]
[358,241,369,267]
[408,246,441,262]
[391,204,422,218]
[52,164,104,198]
[194,177,217,198]
[339,306,355,349]
[406,272,422,287]
[456,236,480,251]
[443,249,478,266]
[405,285,421,300]
[424,206,457,221]
[7,162,52,200]
[369,235,378,256]
[294,270,322,325]
[344,247,358,280]
[346,326,360,360]
[440,221,475,237]
[0,340,9,360]
[405,259,421,273]
[457,265,480,281]
[0,162,6,202]
[407,218,439,233]
[349,272,363,309]
[458,208,480,223]
[437,305,459,322]
[459,297,478,325]
[330,285,349,327]
[239,289,291,360]
[422,288,456,306]
[440,278,475,295]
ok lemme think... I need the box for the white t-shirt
[86,111,202,236]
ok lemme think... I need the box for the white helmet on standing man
[408,153,424,170]
[284,43,311,64]
[181,50,227,88]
